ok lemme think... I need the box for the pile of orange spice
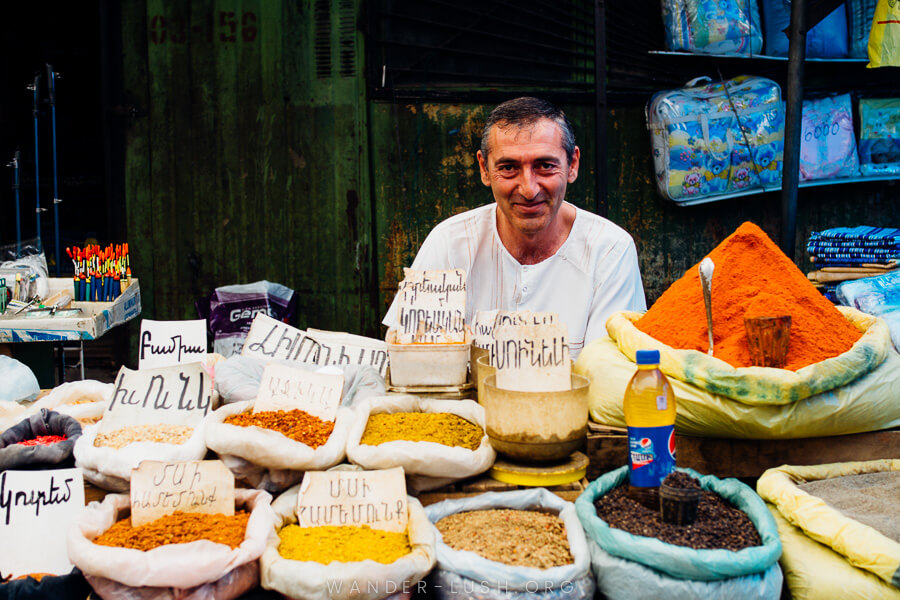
[224,409,334,448]
[93,511,249,551]
[635,222,862,371]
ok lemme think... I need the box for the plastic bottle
[624,349,676,509]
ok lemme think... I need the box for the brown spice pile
[595,487,761,551]
[663,471,701,489]
[225,409,334,447]
[436,509,573,568]
[93,511,250,551]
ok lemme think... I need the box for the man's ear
[567,146,581,183]
[476,150,491,186]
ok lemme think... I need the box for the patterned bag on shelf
[799,94,860,180]
[847,0,878,58]
[858,98,900,175]
[647,75,785,203]
[661,0,763,54]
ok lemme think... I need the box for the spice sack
[67,488,275,600]
[757,460,900,595]
[345,396,495,491]
[575,466,782,600]
[260,482,436,600]
[205,401,354,493]
[0,409,82,471]
[424,488,594,600]
[74,419,210,491]
[26,379,112,426]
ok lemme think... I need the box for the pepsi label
[627,424,676,488]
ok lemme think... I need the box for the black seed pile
[594,486,763,551]
[663,471,701,489]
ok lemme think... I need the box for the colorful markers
[66,243,132,302]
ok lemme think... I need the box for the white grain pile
[798,471,900,543]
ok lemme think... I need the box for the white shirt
[383,203,647,358]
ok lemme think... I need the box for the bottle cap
[636,349,660,365]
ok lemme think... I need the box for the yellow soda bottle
[624,349,676,508]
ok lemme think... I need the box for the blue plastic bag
[662,0,763,54]
[575,466,782,581]
[0,355,40,403]
[762,0,849,57]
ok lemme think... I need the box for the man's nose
[517,167,539,200]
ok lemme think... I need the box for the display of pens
[66,243,132,302]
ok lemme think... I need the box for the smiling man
[384,97,646,358]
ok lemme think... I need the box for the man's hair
[480,97,576,164]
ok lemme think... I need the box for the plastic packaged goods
[661,0,763,55]
[799,94,860,180]
[647,76,784,203]
[868,0,900,68]
[848,0,879,58]
[624,350,676,507]
[762,0,849,57]
[858,98,900,175]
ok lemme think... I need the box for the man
[384,97,646,358]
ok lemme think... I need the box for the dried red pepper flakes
[16,435,68,447]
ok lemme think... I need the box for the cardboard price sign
[306,328,389,378]
[254,364,343,421]
[129,460,235,527]
[139,319,208,369]
[0,468,85,578]
[100,363,212,432]
[242,313,320,364]
[493,322,571,392]
[394,268,466,344]
[296,468,407,533]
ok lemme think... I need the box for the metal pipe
[47,64,61,276]
[594,0,608,217]
[9,151,21,254]
[29,73,42,246]
[781,0,807,257]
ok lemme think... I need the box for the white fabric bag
[204,401,354,491]
[345,396,495,482]
[260,482,436,600]
[68,488,275,592]
[73,420,210,491]
[28,379,111,424]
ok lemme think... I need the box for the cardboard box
[0,278,141,343]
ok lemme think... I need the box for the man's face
[477,118,580,238]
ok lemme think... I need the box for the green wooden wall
[123,0,900,349]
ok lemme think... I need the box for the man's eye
[497,164,515,172]
[538,162,558,171]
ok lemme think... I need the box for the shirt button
[523,286,528,292]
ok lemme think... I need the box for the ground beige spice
[224,409,334,448]
[798,471,900,543]
[277,524,411,564]
[93,511,249,551]
[93,424,194,448]
[435,509,573,568]
[360,412,483,450]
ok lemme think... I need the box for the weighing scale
[489,451,588,487]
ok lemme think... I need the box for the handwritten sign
[242,313,320,364]
[306,328,389,378]
[394,268,467,344]
[139,319,208,369]
[254,364,344,420]
[296,468,407,533]
[100,363,212,432]
[129,460,235,527]
[473,310,499,349]
[0,468,84,578]
[493,322,571,392]
[474,311,559,366]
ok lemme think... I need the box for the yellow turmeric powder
[360,412,483,450]
[277,524,411,564]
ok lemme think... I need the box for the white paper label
[394,268,467,344]
[138,319,208,369]
[242,313,320,364]
[472,310,499,349]
[254,364,343,421]
[0,468,85,578]
[656,395,667,410]
[306,328,389,378]
[129,460,235,527]
[296,468,408,532]
[492,322,571,392]
[100,363,212,432]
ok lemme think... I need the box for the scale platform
[489,451,589,487]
